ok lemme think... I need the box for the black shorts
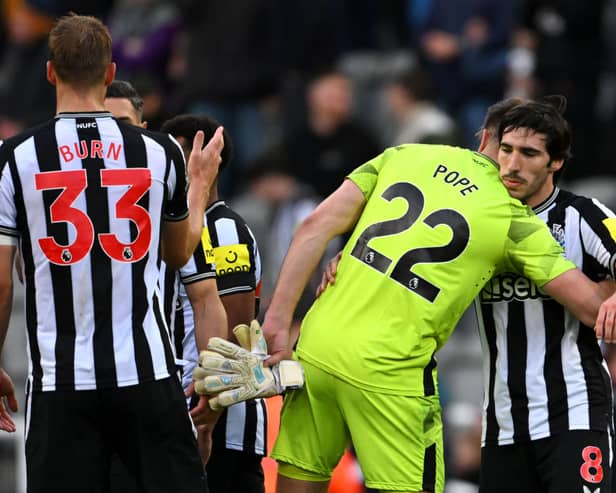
[25,377,207,493]
[480,430,613,493]
[205,447,264,493]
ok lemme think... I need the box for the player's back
[297,144,572,396]
[0,112,186,391]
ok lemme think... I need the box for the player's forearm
[196,297,227,352]
[264,216,332,329]
[543,269,604,327]
[0,280,13,357]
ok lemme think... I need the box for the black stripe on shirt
[122,127,154,382]
[76,120,117,386]
[243,400,258,453]
[9,152,43,390]
[35,125,77,388]
[423,353,437,396]
[506,301,530,442]
[481,303,500,443]
[542,299,568,434]
[543,201,569,435]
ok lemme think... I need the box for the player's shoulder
[206,200,246,226]
[206,200,257,244]
[557,188,614,217]
[0,119,56,155]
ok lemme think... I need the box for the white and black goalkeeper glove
[192,320,304,411]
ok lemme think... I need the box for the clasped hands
[192,320,304,410]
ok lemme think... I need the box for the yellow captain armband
[214,244,251,276]
[200,227,215,264]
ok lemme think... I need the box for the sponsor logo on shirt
[214,244,251,276]
[480,273,550,303]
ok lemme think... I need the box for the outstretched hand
[0,368,17,432]
[187,127,224,190]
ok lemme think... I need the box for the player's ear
[104,62,116,86]
[140,121,148,129]
[46,61,57,86]
[548,158,564,174]
[478,129,490,152]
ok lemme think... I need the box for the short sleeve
[0,160,18,239]
[179,226,216,284]
[346,148,392,201]
[163,135,188,221]
[503,204,576,287]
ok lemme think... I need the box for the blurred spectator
[106,0,180,84]
[0,0,56,135]
[515,0,607,181]
[232,149,341,331]
[173,0,280,195]
[25,0,113,18]
[277,69,380,199]
[382,67,459,145]
[411,0,517,147]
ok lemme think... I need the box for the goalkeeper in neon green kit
[195,102,616,493]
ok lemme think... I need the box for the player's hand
[0,368,17,432]
[187,128,224,190]
[595,288,616,343]
[261,314,293,367]
[315,251,342,298]
[185,381,222,427]
[192,320,304,410]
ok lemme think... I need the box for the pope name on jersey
[0,112,186,391]
[477,187,616,446]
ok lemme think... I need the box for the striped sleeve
[0,153,18,238]
[179,227,216,285]
[576,197,616,278]
[163,135,188,221]
[211,216,255,295]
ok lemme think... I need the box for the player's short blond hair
[49,14,112,88]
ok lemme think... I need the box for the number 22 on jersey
[351,182,470,302]
[35,168,152,265]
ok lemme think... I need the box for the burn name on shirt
[432,164,479,196]
[58,140,123,163]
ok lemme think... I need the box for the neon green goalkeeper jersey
[296,144,576,396]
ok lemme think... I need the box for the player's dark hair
[161,114,234,170]
[498,95,572,163]
[475,97,526,141]
[49,14,112,88]
[105,80,144,119]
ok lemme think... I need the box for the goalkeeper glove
[193,320,304,410]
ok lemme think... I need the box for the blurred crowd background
[1,1,616,492]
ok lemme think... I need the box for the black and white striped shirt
[476,187,615,446]
[175,200,266,455]
[0,112,187,391]
[159,233,216,378]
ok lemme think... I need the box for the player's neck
[55,84,107,114]
[526,182,556,209]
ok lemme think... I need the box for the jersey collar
[56,111,114,119]
[532,186,560,214]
